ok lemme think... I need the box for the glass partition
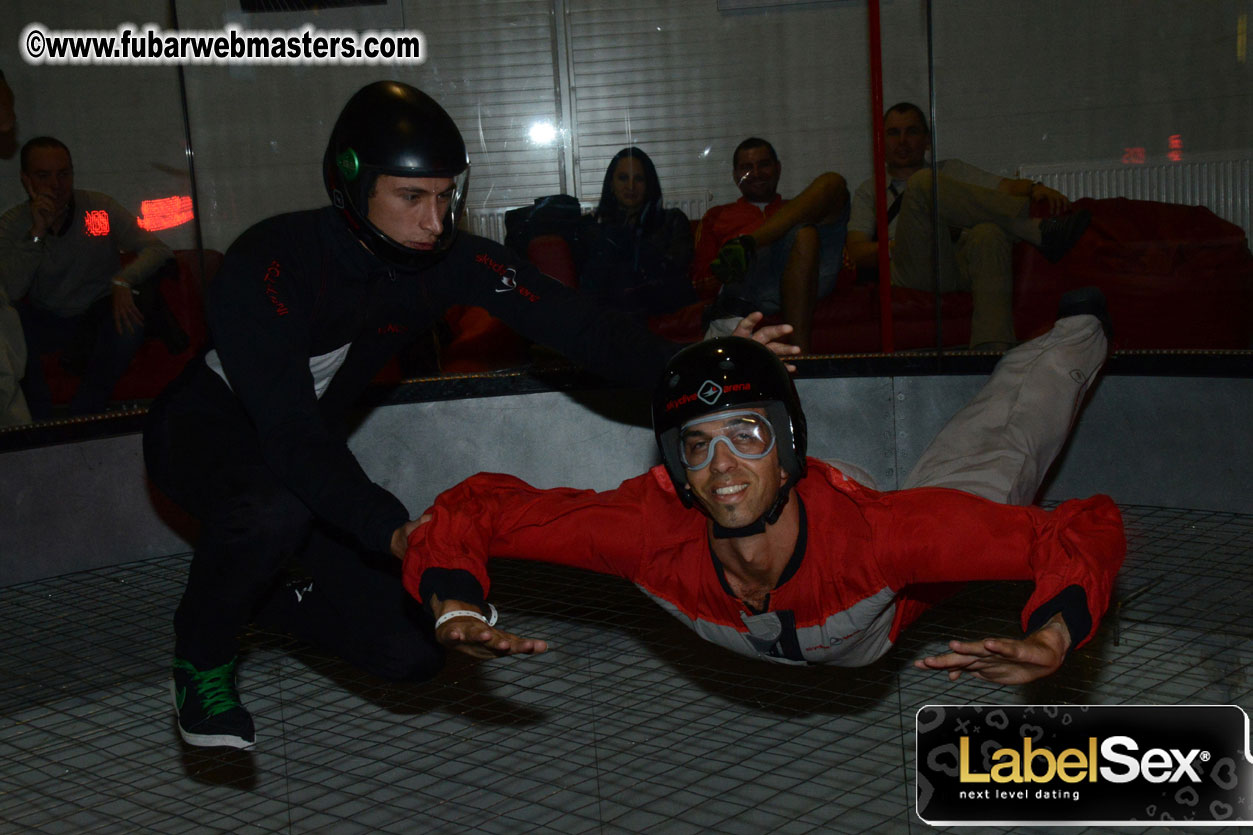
[0,0,197,437]
[919,0,1253,351]
[1,0,1248,447]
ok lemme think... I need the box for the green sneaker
[710,234,757,286]
[170,657,255,749]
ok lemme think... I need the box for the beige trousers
[903,314,1108,504]
[890,170,1034,347]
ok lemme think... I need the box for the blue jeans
[726,205,849,316]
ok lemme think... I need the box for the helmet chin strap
[707,478,795,540]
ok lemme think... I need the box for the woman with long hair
[579,146,695,318]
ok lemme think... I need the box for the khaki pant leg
[890,170,1028,298]
[889,170,962,293]
[956,222,1015,346]
[902,315,1107,505]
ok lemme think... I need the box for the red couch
[438,304,532,374]
[1010,198,1252,349]
[518,197,1253,356]
[239,197,1253,381]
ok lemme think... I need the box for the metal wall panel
[0,436,190,585]
[4,373,1250,587]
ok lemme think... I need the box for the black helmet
[323,80,470,268]
[652,337,807,525]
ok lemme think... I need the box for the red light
[1121,147,1146,165]
[1167,134,1183,162]
[138,195,195,231]
[84,210,110,236]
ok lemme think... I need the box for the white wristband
[434,603,498,630]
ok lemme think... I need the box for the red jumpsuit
[403,459,1125,666]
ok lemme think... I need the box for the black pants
[143,371,444,682]
[19,297,146,418]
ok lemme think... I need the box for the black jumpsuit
[144,207,678,680]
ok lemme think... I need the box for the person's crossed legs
[707,172,850,351]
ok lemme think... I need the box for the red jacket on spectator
[691,195,787,287]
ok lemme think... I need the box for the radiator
[465,189,713,245]
[664,190,715,225]
[1019,152,1251,242]
[464,206,511,244]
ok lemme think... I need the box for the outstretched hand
[730,312,801,370]
[914,616,1071,685]
[396,522,549,660]
[435,616,549,660]
[431,596,549,661]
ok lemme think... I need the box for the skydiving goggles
[679,410,777,470]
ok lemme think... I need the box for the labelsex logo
[915,704,1253,826]
[960,735,1206,784]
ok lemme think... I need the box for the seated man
[404,290,1124,684]
[696,138,849,352]
[847,102,1090,349]
[0,136,172,417]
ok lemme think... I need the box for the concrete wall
[2,373,1250,587]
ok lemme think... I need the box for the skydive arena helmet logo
[698,380,723,405]
[916,705,1253,825]
[664,380,752,412]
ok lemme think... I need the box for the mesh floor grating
[1,505,1250,834]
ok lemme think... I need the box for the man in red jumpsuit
[403,295,1123,684]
